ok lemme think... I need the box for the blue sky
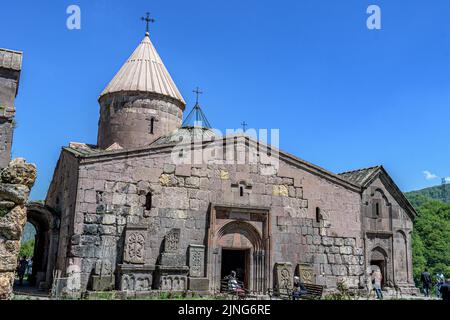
[1,0,449,200]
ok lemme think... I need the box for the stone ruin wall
[45,151,80,274]
[0,49,37,300]
[0,158,36,299]
[48,143,367,293]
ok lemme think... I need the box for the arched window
[375,202,380,217]
[316,207,322,223]
[150,118,155,134]
[145,192,152,211]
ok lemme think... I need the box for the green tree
[19,239,35,258]
[412,200,450,281]
[411,231,426,282]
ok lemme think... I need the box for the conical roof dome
[100,32,186,107]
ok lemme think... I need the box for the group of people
[420,269,449,300]
[224,268,449,301]
[16,256,33,285]
[224,271,309,300]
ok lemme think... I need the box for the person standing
[17,256,28,285]
[435,272,444,298]
[366,268,374,299]
[372,269,383,300]
[439,279,450,302]
[421,269,432,297]
[27,257,33,278]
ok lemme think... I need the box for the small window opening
[96,191,104,204]
[316,207,322,223]
[150,118,155,134]
[145,192,152,211]
[239,186,244,197]
[375,202,380,217]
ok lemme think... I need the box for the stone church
[21,28,417,296]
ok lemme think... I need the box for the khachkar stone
[164,228,180,252]
[155,228,189,291]
[118,225,154,292]
[0,158,37,299]
[296,264,315,284]
[188,245,205,277]
[187,245,209,292]
[124,225,147,264]
[274,262,293,295]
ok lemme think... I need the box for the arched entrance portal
[24,203,59,291]
[370,247,388,288]
[208,205,271,294]
[218,221,265,291]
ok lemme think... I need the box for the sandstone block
[322,237,333,246]
[272,185,289,197]
[102,215,116,225]
[163,164,176,174]
[185,177,200,188]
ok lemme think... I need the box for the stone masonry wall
[97,93,183,150]
[45,151,80,273]
[362,176,416,290]
[52,140,366,291]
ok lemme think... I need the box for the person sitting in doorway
[225,271,245,296]
[292,276,308,300]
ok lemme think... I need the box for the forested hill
[404,184,450,281]
[405,184,450,208]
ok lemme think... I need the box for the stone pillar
[0,158,37,299]
[0,49,22,169]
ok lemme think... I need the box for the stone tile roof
[65,142,103,156]
[0,48,23,71]
[99,32,185,106]
[338,166,381,186]
[151,126,220,146]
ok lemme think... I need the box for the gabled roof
[338,166,381,186]
[339,165,417,219]
[99,32,185,106]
